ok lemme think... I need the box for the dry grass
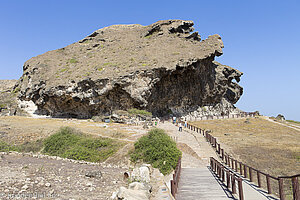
[190,117,300,176]
[0,116,146,145]
[190,117,300,199]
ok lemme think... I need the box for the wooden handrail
[210,157,244,200]
[185,123,300,200]
[171,157,182,198]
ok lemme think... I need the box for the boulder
[128,182,151,192]
[115,186,149,200]
[131,165,151,183]
[276,114,285,121]
[85,170,102,179]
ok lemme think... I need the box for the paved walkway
[158,121,277,200]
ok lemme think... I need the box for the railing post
[239,162,243,175]
[226,171,231,189]
[171,180,175,197]
[266,175,272,194]
[235,160,238,172]
[232,175,237,194]
[278,178,285,200]
[221,149,224,160]
[257,171,261,188]
[249,167,253,182]
[238,178,244,200]
[244,165,248,179]
[217,144,220,154]
[292,177,299,200]
[221,167,225,182]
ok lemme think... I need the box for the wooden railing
[210,157,245,200]
[171,157,182,198]
[186,123,300,200]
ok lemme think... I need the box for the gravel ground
[0,153,128,200]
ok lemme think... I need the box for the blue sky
[0,0,299,120]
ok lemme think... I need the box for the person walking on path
[173,116,176,124]
[184,121,187,128]
[178,122,183,132]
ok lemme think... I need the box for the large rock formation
[0,80,25,116]
[15,20,243,118]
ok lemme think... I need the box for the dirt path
[264,116,300,132]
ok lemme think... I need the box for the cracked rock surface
[16,19,243,118]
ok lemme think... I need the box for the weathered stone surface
[114,186,150,200]
[15,19,243,118]
[276,114,285,121]
[0,80,26,116]
[131,165,151,183]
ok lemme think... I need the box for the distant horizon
[0,0,299,121]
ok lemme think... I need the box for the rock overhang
[15,20,243,118]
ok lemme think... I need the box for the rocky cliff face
[0,80,26,116]
[15,20,243,118]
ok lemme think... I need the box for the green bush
[0,140,14,152]
[130,128,181,175]
[127,108,152,117]
[42,127,120,162]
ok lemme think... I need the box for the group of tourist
[172,116,187,132]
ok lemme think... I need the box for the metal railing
[171,157,182,198]
[186,123,300,200]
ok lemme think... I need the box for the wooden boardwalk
[176,167,232,200]
[158,122,278,200]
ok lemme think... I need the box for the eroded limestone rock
[15,20,243,118]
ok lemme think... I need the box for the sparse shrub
[16,139,44,153]
[127,108,152,117]
[0,139,43,153]
[103,62,112,66]
[286,120,300,124]
[12,87,20,94]
[69,58,78,64]
[130,128,181,175]
[42,127,120,162]
[0,140,14,152]
[60,68,69,73]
